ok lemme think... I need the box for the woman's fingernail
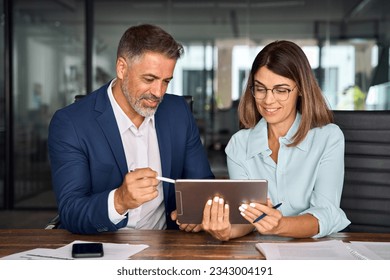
[249,203,256,208]
[239,206,245,212]
[207,199,212,205]
[219,198,224,204]
[240,212,246,217]
[214,196,219,202]
[240,204,248,209]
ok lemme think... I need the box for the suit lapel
[94,86,128,178]
[155,109,173,202]
[155,114,172,177]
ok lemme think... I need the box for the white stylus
[156,176,176,184]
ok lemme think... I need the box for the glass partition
[0,0,4,208]
[12,0,85,208]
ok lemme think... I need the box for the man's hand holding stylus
[114,168,159,215]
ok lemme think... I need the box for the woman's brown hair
[238,40,333,146]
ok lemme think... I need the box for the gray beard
[121,82,162,118]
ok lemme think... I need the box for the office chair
[74,94,86,102]
[333,110,390,233]
[45,94,193,229]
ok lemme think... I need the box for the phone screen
[72,243,104,258]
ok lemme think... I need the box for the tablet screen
[175,179,268,224]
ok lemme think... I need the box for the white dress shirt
[106,79,166,229]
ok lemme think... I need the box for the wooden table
[1,229,390,259]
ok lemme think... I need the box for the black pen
[252,202,282,223]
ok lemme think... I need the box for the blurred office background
[1,0,390,228]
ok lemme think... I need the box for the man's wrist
[114,188,127,215]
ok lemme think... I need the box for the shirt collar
[246,118,270,159]
[107,78,155,135]
[246,112,307,159]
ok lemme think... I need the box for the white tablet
[174,179,268,224]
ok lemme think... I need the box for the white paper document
[347,241,390,260]
[255,240,390,260]
[1,240,149,260]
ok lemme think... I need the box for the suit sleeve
[48,110,127,234]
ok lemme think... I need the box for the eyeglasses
[250,85,297,101]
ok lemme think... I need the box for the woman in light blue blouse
[202,40,350,240]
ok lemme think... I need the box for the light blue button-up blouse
[225,113,351,238]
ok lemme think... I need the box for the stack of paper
[1,240,149,260]
[255,240,390,260]
[347,241,390,260]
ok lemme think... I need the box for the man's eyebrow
[142,73,159,79]
[141,74,173,81]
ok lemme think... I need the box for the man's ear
[116,57,127,80]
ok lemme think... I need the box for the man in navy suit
[48,24,214,234]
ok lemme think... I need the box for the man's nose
[150,81,166,97]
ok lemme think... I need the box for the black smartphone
[72,242,104,258]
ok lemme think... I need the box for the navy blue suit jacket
[48,82,214,234]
